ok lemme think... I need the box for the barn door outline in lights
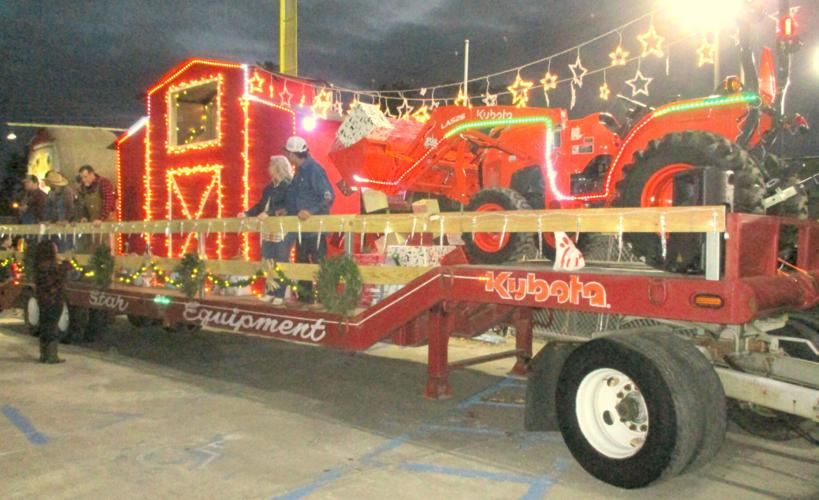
[165,164,224,258]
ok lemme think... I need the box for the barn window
[168,79,219,149]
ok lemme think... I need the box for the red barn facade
[116,58,357,259]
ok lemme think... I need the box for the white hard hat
[284,136,309,154]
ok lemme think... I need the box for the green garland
[68,245,115,288]
[174,253,207,298]
[316,254,363,315]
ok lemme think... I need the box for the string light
[165,164,225,258]
[569,52,588,87]
[397,98,413,119]
[507,73,533,108]
[599,80,611,101]
[637,24,664,58]
[453,89,470,107]
[540,69,558,106]
[311,88,332,118]
[626,68,653,97]
[165,74,224,154]
[411,104,431,123]
[610,45,630,66]
[247,71,265,93]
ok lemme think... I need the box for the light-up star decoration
[411,104,431,123]
[333,98,344,116]
[507,74,533,108]
[637,24,664,58]
[697,37,716,67]
[454,89,470,107]
[248,71,265,94]
[609,46,630,66]
[626,69,653,97]
[482,92,498,106]
[310,88,333,118]
[397,98,413,119]
[569,54,588,87]
[599,82,611,100]
[540,71,558,105]
[278,81,293,107]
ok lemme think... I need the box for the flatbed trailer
[1,208,817,488]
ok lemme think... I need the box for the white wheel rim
[27,297,39,327]
[575,368,649,459]
[58,304,69,332]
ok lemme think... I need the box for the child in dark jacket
[33,240,70,363]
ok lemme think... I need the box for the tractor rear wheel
[614,131,765,269]
[462,188,537,264]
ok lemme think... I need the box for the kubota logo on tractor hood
[484,271,609,308]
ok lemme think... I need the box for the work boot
[38,338,47,363]
[45,341,64,364]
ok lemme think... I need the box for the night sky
[0,0,817,163]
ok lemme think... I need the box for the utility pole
[280,0,298,76]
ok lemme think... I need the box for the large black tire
[555,332,725,488]
[614,131,765,269]
[462,188,537,264]
[726,399,802,441]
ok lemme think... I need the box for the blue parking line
[457,377,520,411]
[398,462,562,499]
[273,467,345,500]
[2,405,48,445]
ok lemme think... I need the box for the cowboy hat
[45,170,69,187]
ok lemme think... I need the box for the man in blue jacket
[283,136,335,303]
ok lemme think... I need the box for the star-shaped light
[697,37,716,67]
[333,99,344,116]
[626,69,653,97]
[411,104,431,123]
[507,74,533,108]
[599,82,611,100]
[454,89,470,107]
[278,81,293,107]
[310,88,332,118]
[482,92,498,106]
[569,54,588,88]
[397,99,413,119]
[248,71,265,94]
[609,46,629,66]
[540,71,558,91]
[429,100,440,110]
[347,96,361,114]
[637,24,664,58]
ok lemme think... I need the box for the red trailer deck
[1,209,817,489]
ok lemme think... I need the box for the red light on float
[778,15,797,40]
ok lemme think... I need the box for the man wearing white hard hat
[283,136,335,303]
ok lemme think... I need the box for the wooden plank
[0,206,727,236]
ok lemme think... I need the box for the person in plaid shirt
[76,164,115,224]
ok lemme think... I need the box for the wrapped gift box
[387,245,456,267]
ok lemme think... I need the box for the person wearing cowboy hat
[44,170,76,251]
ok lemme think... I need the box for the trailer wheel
[614,131,765,270]
[462,188,537,264]
[556,332,719,488]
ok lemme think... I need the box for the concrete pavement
[1,312,817,499]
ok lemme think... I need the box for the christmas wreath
[316,254,363,315]
[174,253,207,298]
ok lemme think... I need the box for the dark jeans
[37,302,63,343]
[262,234,295,298]
[296,233,326,303]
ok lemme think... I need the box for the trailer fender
[524,341,580,432]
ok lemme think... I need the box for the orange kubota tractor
[329,1,811,270]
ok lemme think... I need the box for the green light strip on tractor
[654,93,760,118]
[443,115,553,139]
